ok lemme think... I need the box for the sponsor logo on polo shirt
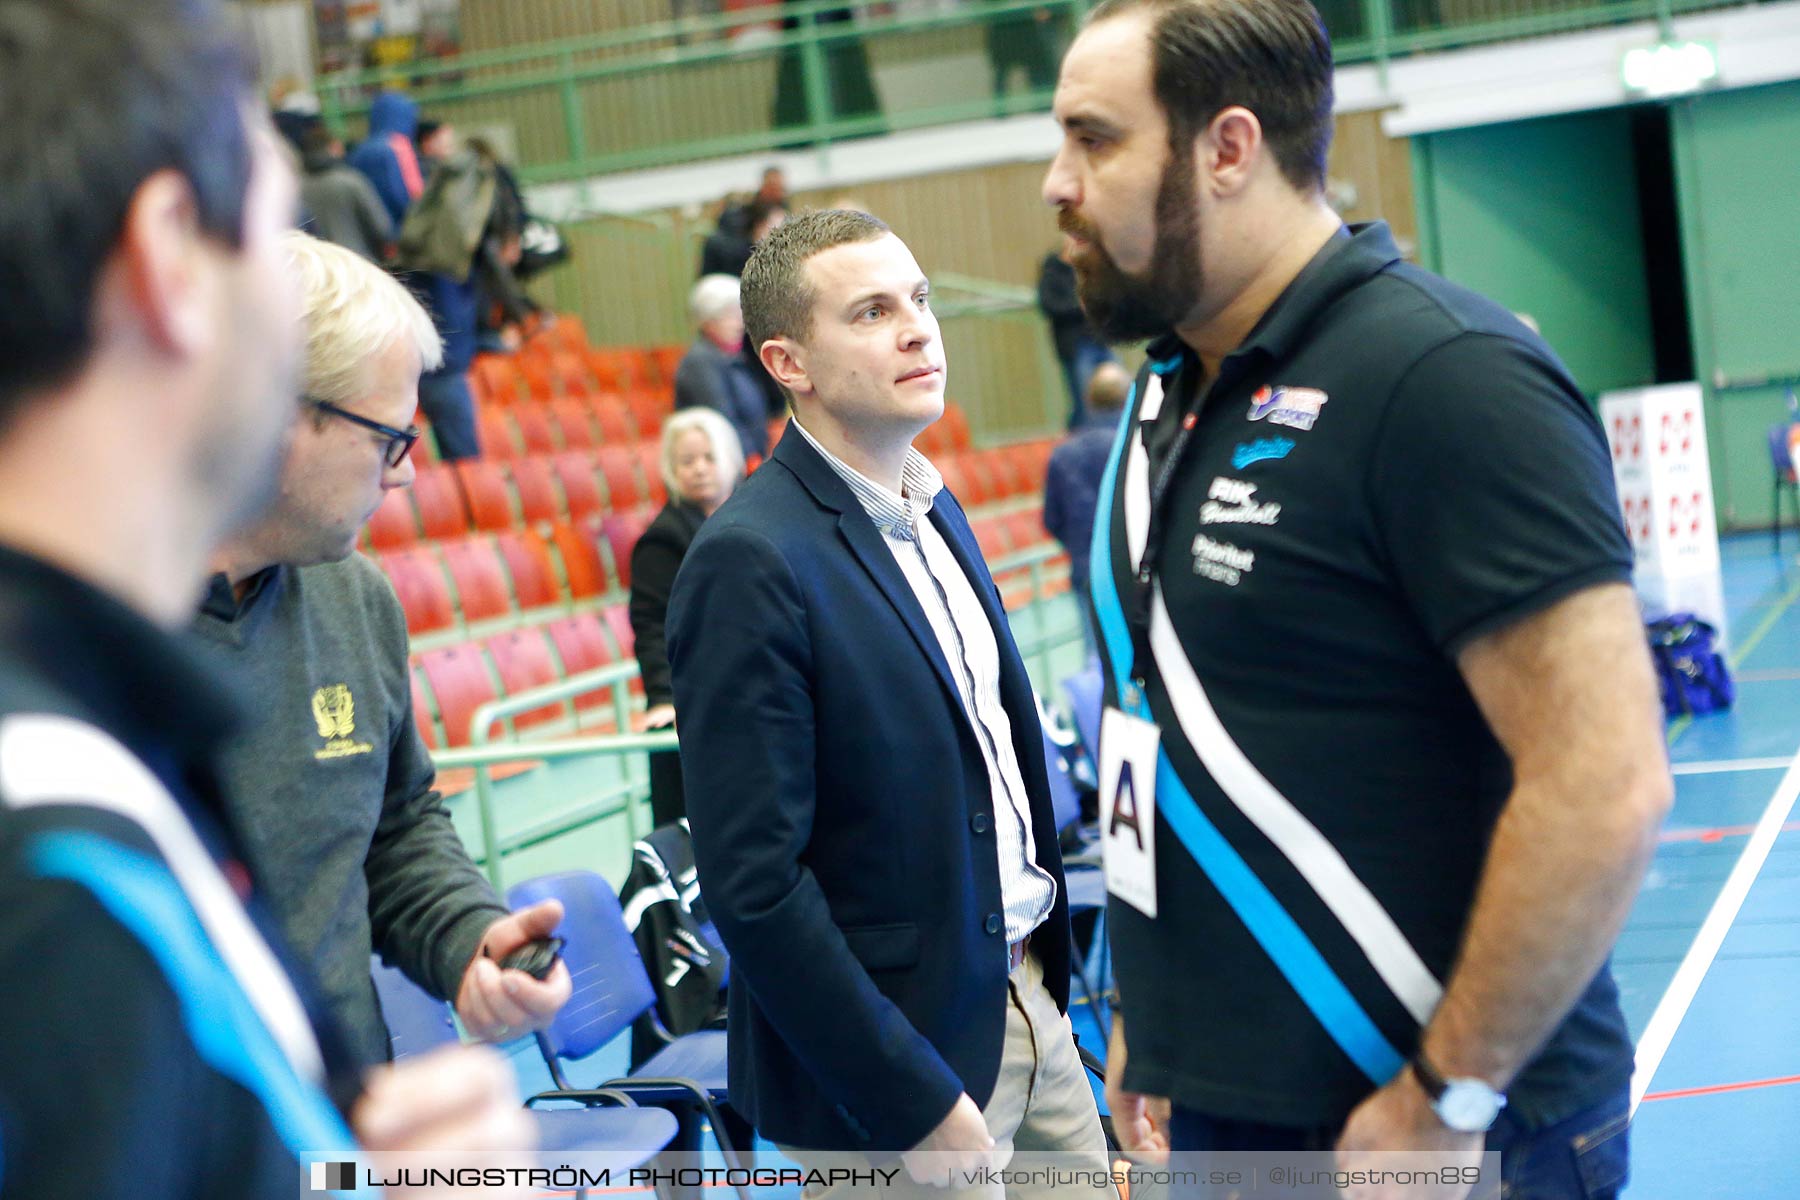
[1200,476,1282,527]
[1247,385,1329,432]
[312,684,373,761]
[1191,534,1255,586]
[1231,436,1296,469]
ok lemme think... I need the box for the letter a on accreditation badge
[1099,707,1160,917]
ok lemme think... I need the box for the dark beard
[1061,141,1202,344]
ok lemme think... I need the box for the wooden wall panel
[1326,109,1417,255]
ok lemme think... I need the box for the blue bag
[1647,612,1734,717]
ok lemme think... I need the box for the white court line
[1631,745,1800,1114]
[1671,757,1796,776]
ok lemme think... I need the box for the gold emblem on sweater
[313,685,373,760]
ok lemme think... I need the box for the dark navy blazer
[666,426,1072,1153]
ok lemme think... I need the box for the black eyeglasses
[308,398,422,468]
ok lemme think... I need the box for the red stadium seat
[935,457,968,502]
[477,410,521,460]
[440,537,512,624]
[591,399,635,445]
[365,487,420,550]
[470,356,521,406]
[548,315,589,351]
[594,446,643,511]
[553,451,604,521]
[550,399,600,450]
[972,518,1008,561]
[512,404,558,456]
[549,518,610,599]
[484,628,563,731]
[546,611,618,718]
[411,466,470,540]
[599,509,654,591]
[649,345,686,388]
[1003,442,1047,493]
[768,414,790,449]
[982,449,1023,499]
[377,547,455,635]
[417,643,499,748]
[455,461,515,532]
[552,352,594,400]
[517,355,557,403]
[602,602,638,667]
[410,667,441,749]
[1003,508,1047,554]
[952,456,992,507]
[495,529,561,611]
[627,390,670,439]
[635,441,668,506]
[584,349,637,392]
[509,457,561,526]
[941,404,972,449]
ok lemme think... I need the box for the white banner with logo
[1600,382,1721,580]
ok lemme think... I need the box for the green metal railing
[429,542,1083,886]
[314,0,1749,185]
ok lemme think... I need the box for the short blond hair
[283,231,442,406]
[660,407,745,500]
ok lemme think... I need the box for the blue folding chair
[1040,717,1112,1038]
[505,871,748,1198]
[369,958,679,1176]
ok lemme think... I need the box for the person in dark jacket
[1042,361,1131,655]
[347,90,423,228]
[674,274,771,462]
[298,125,394,262]
[629,407,745,827]
[1037,248,1117,428]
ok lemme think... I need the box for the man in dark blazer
[667,210,1111,1185]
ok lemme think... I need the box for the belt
[1008,935,1031,972]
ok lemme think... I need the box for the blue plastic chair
[1040,718,1112,1037]
[1063,661,1104,774]
[368,958,680,1178]
[505,871,748,1197]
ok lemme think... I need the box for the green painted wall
[1671,80,1800,529]
[1414,109,1658,398]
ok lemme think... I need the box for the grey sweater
[187,554,506,1065]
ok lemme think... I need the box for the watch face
[1438,1081,1504,1132]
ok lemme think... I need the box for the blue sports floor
[1617,533,1800,1197]
[491,532,1800,1195]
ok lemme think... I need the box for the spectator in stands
[668,210,1108,1176]
[269,75,322,154]
[347,90,424,228]
[771,3,884,144]
[191,231,572,1068]
[674,275,771,462]
[1037,247,1117,428]
[981,0,1063,109]
[399,121,531,461]
[1042,360,1131,651]
[757,164,789,208]
[699,196,787,279]
[629,408,746,828]
[300,124,395,263]
[0,4,531,1195]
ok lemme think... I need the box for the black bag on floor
[1648,612,1734,716]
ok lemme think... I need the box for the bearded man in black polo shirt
[1042,2,1671,1197]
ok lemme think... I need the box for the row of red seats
[369,409,1001,552]
[366,448,668,550]
[411,604,641,752]
[469,339,683,409]
[376,514,656,637]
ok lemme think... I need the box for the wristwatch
[1409,1052,1506,1133]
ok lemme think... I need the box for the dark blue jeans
[418,368,480,461]
[1167,1089,1629,1199]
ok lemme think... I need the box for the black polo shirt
[1095,222,1634,1129]
[0,545,362,1198]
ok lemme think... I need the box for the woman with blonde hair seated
[629,406,747,826]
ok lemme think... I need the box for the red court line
[1659,820,1800,844]
[1642,1072,1800,1102]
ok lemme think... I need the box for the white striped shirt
[793,420,1055,944]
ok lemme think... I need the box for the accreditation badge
[1098,706,1161,918]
